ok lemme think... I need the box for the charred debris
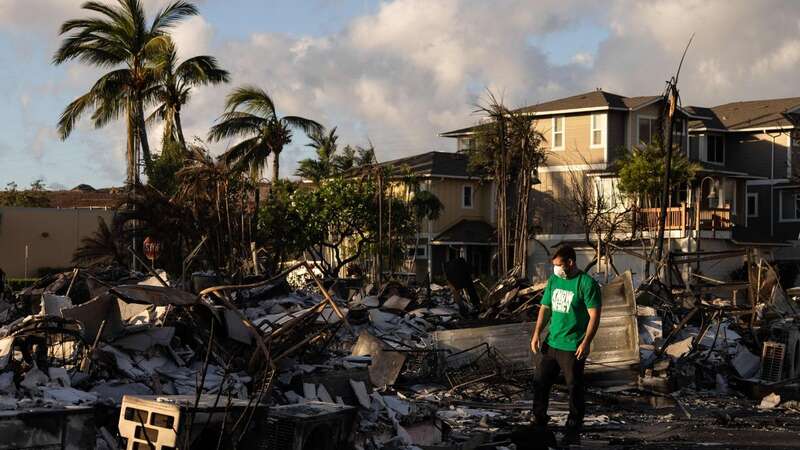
[0,246,799,450]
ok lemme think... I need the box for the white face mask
[554,264,568,279]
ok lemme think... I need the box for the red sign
[143,237,161,263]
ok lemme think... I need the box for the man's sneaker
[560,428,581,446]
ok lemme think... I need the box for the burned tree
[561,158,634,275]
[465,92,546,276]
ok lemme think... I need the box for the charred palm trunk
[126,99,138,186]
[271,150,281,183]
[137,98,152,173]
[174,107,187,151]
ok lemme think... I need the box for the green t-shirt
[540,271,601,351]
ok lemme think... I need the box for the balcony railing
[636,203,732,233]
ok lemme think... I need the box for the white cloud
[571,52,594,66]
[5,0,800,185]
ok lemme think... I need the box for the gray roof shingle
[688,97,800,131]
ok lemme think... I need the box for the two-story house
[440,89,800,281]
[375,151,495,281]
[687,98,800,248]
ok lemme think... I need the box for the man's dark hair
[552,245,576,263]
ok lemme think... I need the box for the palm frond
[58,91,97,139]
[207,112,265,141]
[281,115,323,136]
[224,85,275,116]
[176,55,230,85]
[150,0,198,34]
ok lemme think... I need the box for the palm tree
[208,86,323,183]
[295,127,338,182]
[73,216,127,267]
[53,0,199,185]
[148,37,230,149]
[332,143,377,173]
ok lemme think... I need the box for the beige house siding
[536,113,605,166]
[0,207,115,278]
[531,170,585,235]
[427,178,492,235]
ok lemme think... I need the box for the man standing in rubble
[530,245,601,446]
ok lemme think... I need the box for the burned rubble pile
[0,261,545,449]
[1,258,800,449]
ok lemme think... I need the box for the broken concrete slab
[223,309,252,345]
[42,387,97,405]
[61,294,125,341]
[91,381,153,404]
[112,327,175,352]
[47,367,70,388]
[665,336,694,360]
[383,295,412,312]
[349,379,371,409]
[351,331,407,387]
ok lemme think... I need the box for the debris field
[0,256,799,449]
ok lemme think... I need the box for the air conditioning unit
[760,323,800,382]
[760,341,786,383]
[119,395,266,450]
[254,402,357,450]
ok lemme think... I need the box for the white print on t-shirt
[551,288,574,313]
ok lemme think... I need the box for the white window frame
[462,184,474,209]
[636,115,657,146]
[703,134,725,165]
[590,113,604,149]
[747,192,758,218]
[408,245,427,259]
[551,116,565,151]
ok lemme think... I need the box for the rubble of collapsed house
[1,249,800,449]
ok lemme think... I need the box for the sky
[1,0,800,189]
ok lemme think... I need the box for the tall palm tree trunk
[272,150,281,183]
[137,100,152,172]
[126,100,138,185]
[174,108,187,151]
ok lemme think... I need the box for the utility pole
[655,35,694,277]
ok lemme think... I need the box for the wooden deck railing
[636,203,732,232]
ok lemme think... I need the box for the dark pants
[532,342,586,430]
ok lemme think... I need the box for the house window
[407,245,427,259]
[672,120,685,152]
[796,194,800,219]
[747,193,759,218]
[591,114,604,147]
[552,116,564,150]
[458,137,476,151]
[705,135,724,164]
[638,117,657,145]
[689,134,700,158]
[779,190,800,221]
[462,185,473,208]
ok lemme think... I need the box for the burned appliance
[259,402,357,450]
